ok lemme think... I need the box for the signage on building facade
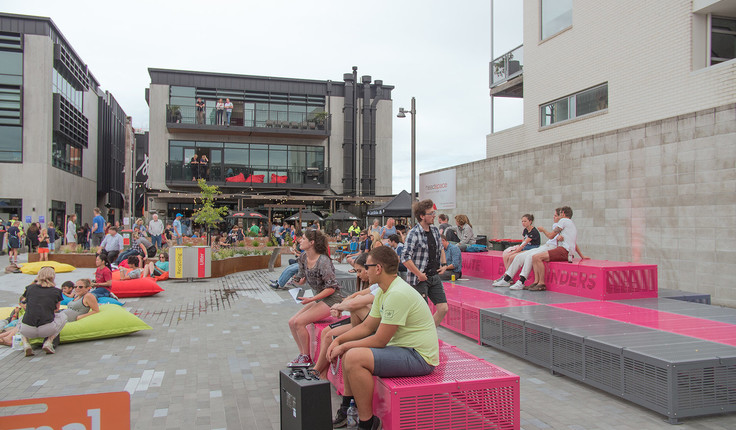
[419,169,456,210]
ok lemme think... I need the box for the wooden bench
[326,341,520,429]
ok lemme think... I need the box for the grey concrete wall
[427,103,736,307]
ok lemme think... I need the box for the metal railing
[166,105,329,131]
[165,163,330,187]
[490,44,523,87]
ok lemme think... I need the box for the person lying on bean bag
[61,279,99,322]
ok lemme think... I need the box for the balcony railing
[165,163,330,189]
[490,44,523,88]
[166,105,329,131]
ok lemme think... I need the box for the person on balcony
[190,153,200,181]
[224,98,233,126]
[195,98,205,124]
[215,98,225,125]
[199,154,209,180]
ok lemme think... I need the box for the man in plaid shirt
[401,199,448,326]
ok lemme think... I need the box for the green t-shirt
[369,276,439,366]
[250,225,260,234]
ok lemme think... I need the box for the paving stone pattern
[0,255,733,429]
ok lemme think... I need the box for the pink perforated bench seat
[460,251,657,300]
[373,341,520,429]
[308,316,343,362]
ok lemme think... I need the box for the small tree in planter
[192,179,229,246]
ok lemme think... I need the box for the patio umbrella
[285,212,324,222]
[324,209,359,221]
[226,209,266,220]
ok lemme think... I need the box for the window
[0,40,22,162]
[52,139,83,175]
[711,16,736,65]
[53,69,83,112]
[0,125,21,162]
[541,0,572,40]
[540,83,607,127]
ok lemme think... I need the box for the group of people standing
[195,97,233,126]
[189,153,210,181]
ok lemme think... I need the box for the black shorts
[412,274,447,305]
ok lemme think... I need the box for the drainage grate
[129,270,282,325]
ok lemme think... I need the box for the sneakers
[509,280,525,290]
[492,278,511,288]
[42,338,55,354]
[332,407,348,428]
[269,280,280,289]
[369,416,382,430]
[22,337,34,357]
[288,353,312,366]
[110,264,118,270]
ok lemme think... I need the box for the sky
[3,0,522,195]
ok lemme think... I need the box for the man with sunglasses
[328,246,438,430]
[400,199,448,326]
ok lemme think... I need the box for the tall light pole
[397,97,416,222]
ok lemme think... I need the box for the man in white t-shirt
[530,206,588,291]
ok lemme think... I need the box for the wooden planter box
[28,253,98,268]
[210,254,281,278]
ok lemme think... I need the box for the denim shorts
[522,244,539,251]
[371,346,434,378]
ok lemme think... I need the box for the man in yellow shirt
[328,246,439,430]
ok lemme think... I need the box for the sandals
[528,284,546,291]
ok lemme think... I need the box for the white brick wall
[488,0,736,158]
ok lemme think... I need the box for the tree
[192,179,228,246]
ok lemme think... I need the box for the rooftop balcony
[489,44,523,98]
[165,163,330,191]
[166,105,330,139]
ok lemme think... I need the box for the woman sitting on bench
[287,230,344,366]
[313,253,379,380]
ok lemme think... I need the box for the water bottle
[346,399,358,429]
[11,331,23,351]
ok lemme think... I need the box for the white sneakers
[509,280,525,290]
[492,278,511,288]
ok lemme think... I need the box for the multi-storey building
[423,0,736,306]
[143,68,394,219]
[0,13,129,230]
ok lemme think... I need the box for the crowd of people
[274,201,588,429]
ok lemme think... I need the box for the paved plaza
[0,254,734,430]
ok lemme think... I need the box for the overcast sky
[4,0,522,195]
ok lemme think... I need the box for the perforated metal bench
[328,341,520,429]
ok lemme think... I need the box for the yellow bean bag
[19,261,76,275]
[0,307,13,320]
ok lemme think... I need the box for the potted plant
[313,111,328,130]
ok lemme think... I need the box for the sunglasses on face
[364,263,379,268]
[75,285,87,289]
[20,300,27,304]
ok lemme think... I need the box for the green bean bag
[57,304,151,343]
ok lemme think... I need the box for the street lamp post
[397,97,416,222]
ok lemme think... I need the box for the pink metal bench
[328,341,520,429]
[460,251,657,300]
[308,316,342,362]
[373,341,520,429]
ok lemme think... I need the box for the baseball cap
[176,213,183,218]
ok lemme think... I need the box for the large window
[541,83,608,127]
[712,16,736,65]
[53,68,83,112]
[541,0,572,40]
[0,37,22,162]
[52,139,82,176]
[168,140,325,182]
